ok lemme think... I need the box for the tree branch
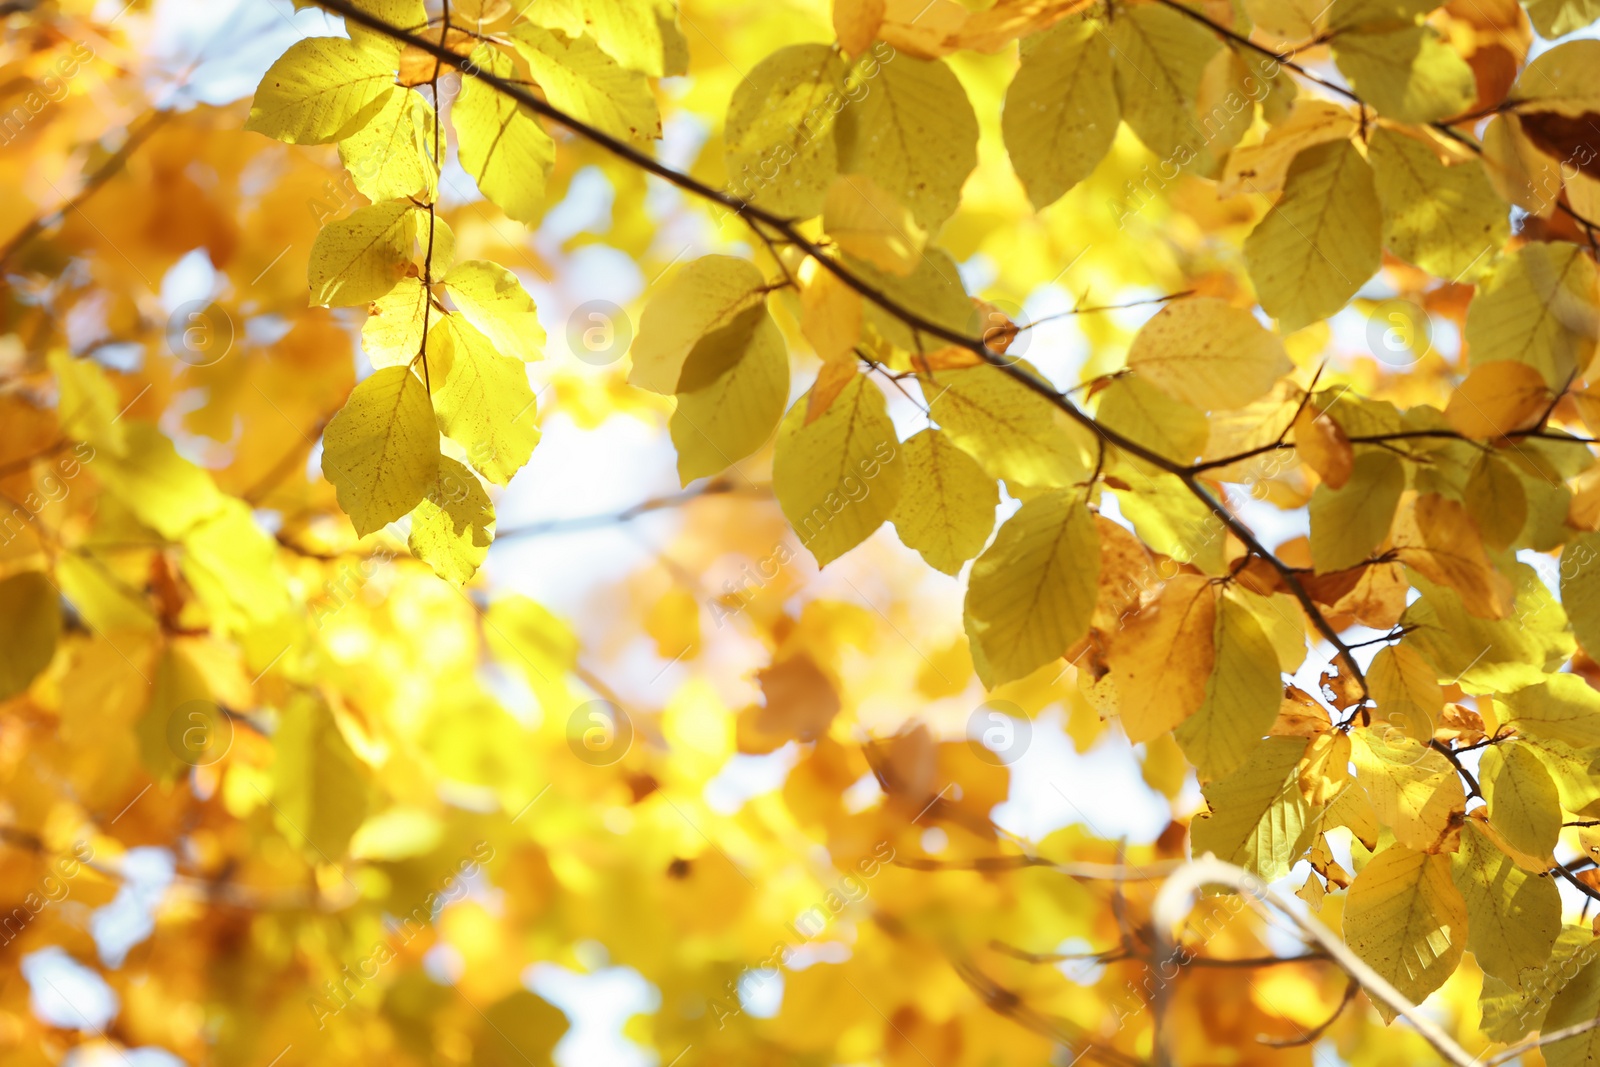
[1153,856,1479,1067]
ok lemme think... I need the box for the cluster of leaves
[8,0,1600,1062]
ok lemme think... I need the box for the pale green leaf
[1308,450,1404,573]
[1367,127,1507,282]
[0,571,59,701]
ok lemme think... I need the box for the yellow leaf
[1479,742,1561,866]
[670,303,789,484]
[1523,0,1600,38]
[854,248,973,353]
[454,45,555,224]
[245,36,397,145]
[1344,843,1467,1023]
[1465,452,1527,551]
[1369,643,1444,746]
[363,276,429,368]
[773,373,903,566]
[922,363,1091,488]
[1506,38,1600,117]
[1562,531,1600,659]
[181,502,292,634]
[1106,573,1215,742]
[408,457,495,585]
[723,44,846,218]
[273,693,370,860]
[511,23,659,144]
[50,349,127,458]
[1108,465,1229,574]
[963,489,1099,687]
[442,260,547,363]
[1001,13,1118,209]
[1244,140,1381,332]
[345,0,427,56]
[630,255,768,394]
[1244,0,1331,41]
[1294,406,1352,489]
[1446,360,1548,440]
[1451,815,1561,984]
[1331,25,1475,124]
[1465,242,1600,389]
[1543,949,1600,1067]
[1094,374,1208,466]
[99,422,228,539]
[321,365,440,536]
[1404,567,1573,694]
[1297,730,1351,805]
[822,174,926,275]
[833,0,884,55]
[1109,4,1222,171]
[308,199,416,308]
[0,571,59,701]
[1498,673,1600,748]
[1220,99,1357,200]
[1124,297,1293,411]
[1174,591,1283,781]
[799,264,863,364]
[338,86,436,203]
[1308,450,1403,573]
[891,427,997,575]
[429,316,541,486]
[137,640,218,781]
[552,0,673,76]
[1391,492,1515,619]
[1367,127,1506,282]
[1351,730,1466,853]
[1190,734,1321,881]
[835,53,977,232]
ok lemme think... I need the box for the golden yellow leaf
[773,373,903,566]
[321,365,440,537]
[1106,573,1216,742]
[1124,298,1294,411]
[891,427,997,575]
[1243,140,1381,332]
[408,457,495,585]
[1344,843,1468,1023]
[963,490,1099,687]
